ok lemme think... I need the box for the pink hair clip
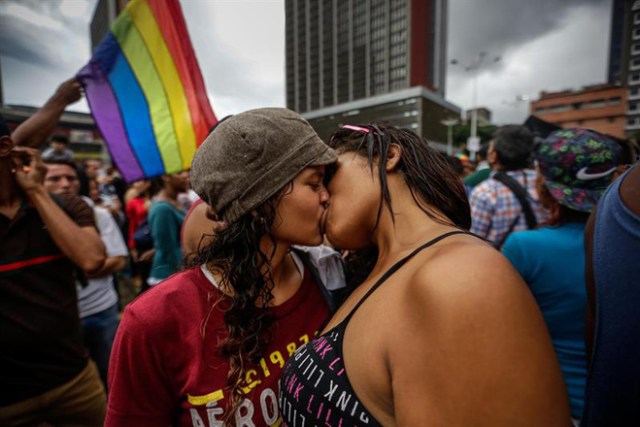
[341,125,371,134]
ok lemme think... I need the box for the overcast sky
[0,0,612,125]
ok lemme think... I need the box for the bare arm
[391,245,572,426]
[11,78,82,148]
[87,256,127,279]
[13,147,105,274]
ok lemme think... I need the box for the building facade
[530,84,627,138]
[465,107,492,127]
[90,0,128,51]
[305,86,459,150]
[285,0,458,145]
[285,0,447,113]
[608,0,640,137]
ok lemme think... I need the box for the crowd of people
[0,78,638,427]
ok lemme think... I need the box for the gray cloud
[448,0,609,74]
[0,0,94,70]
[445,0,610,124]
[1,0,613,125]
[180,1,285,116]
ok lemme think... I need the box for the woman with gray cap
[106,108,345,426]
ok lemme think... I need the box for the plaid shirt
[469,169,549,245]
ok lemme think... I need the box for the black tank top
[278,231,468,426]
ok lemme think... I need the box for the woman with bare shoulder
[279,124,572,426]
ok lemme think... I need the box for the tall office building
[90,0,128,52]
[285,0,458,146]
[286,0,447,112]
[608,0,640,136]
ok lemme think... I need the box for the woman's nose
[320,190,330,208]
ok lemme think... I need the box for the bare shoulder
[413,235,523,296]
[388,234,571,426]
[401,234,538,330]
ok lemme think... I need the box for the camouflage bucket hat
[535,128,621,212]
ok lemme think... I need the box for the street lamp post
[441,118,459,156]
[451,52,500,160]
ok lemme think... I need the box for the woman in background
[502,128,621,424]
[145,173,188,287]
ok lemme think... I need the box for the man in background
[0,113,107,426]
[44,159,128,389]
[469,125,548,246]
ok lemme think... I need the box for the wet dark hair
[189,184,291,425]
[327,123,471,230]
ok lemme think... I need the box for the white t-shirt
[76,198,129,318]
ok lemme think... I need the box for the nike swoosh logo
[575,166,617,181]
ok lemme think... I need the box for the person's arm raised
[11,78,82,148]
[389,243,572,426]
[12,147,105,274]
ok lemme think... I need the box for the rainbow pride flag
[77,0,216,182]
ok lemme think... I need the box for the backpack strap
[493,171,538,230]
[492,172,538,250]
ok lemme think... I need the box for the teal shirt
[148,201,186,281]
[463,167,491,188]
[502,223,588,419]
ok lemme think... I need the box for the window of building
[628,117,637,126]
[608,97,622,105]
[631,73,640,82]
[586,99,606,108]
[548,104,570,113]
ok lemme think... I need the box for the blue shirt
[502,223,588,418]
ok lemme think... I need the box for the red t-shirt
[106,262,330,427]
[125,196,148,249]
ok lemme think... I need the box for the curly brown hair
[189,185,291,425]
